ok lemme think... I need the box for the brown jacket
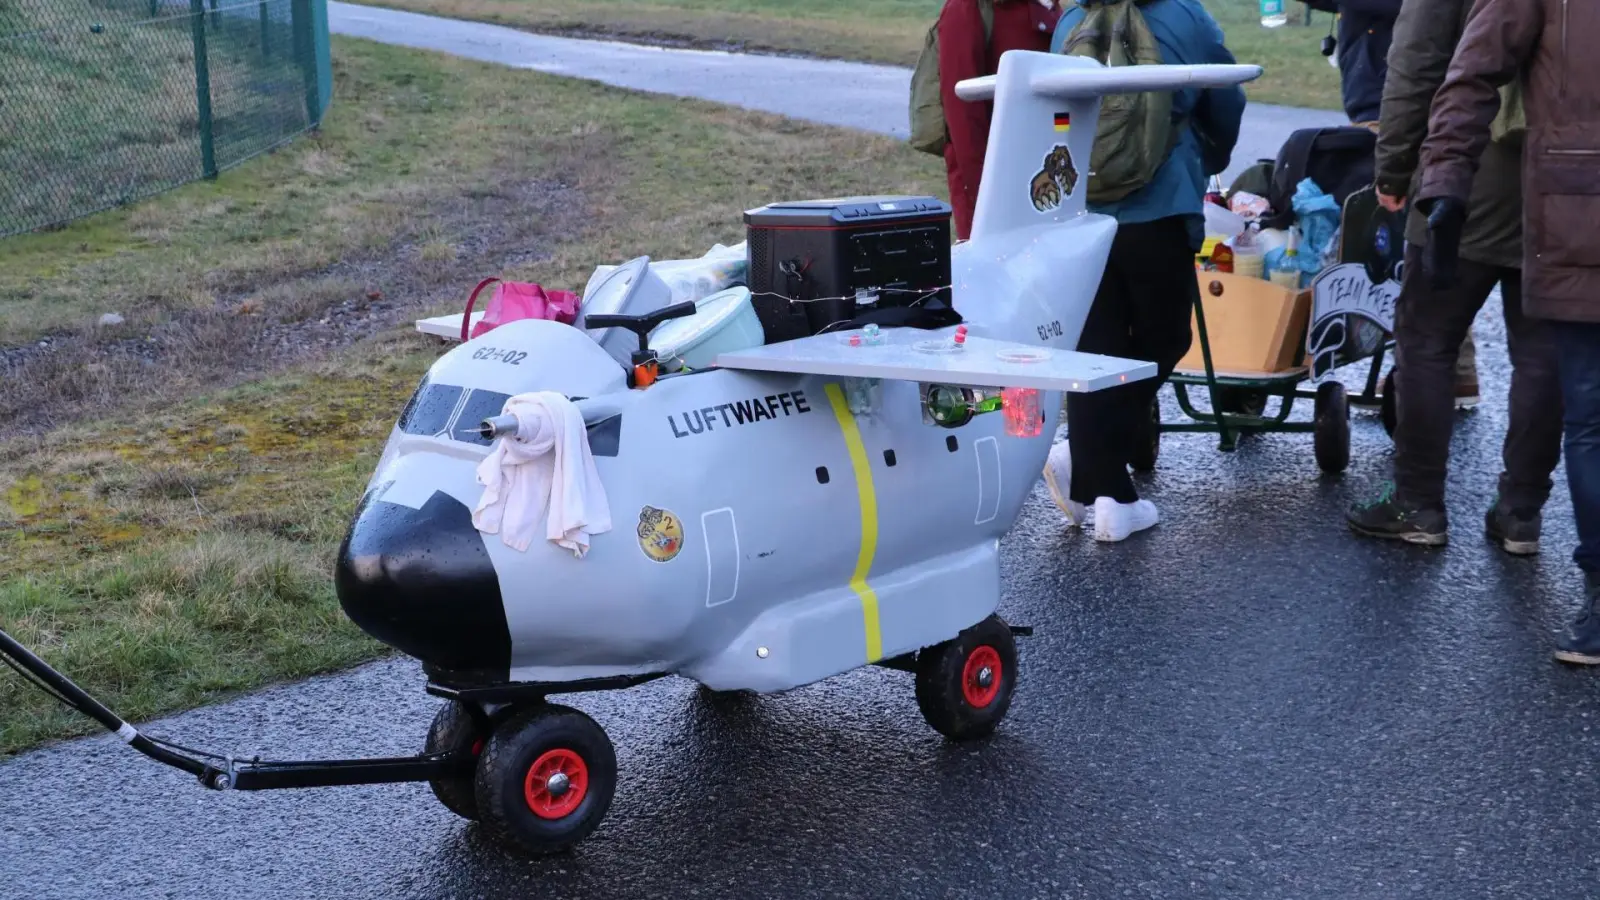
[1374,0,1521,269]
[1417,0,1600,322]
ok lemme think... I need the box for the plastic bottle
[1232,224,1265,280]
[844,377,881,416]
[1260,0,1288,28]
[1270,228,1302,289]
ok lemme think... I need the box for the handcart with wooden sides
[1136,185,1402,475]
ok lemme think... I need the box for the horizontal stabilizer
[712,326,1155,393]
[958,52,1261,240]
[955,60,1262,102]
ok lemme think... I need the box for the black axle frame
[3,618,1038,792]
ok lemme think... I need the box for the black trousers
[1392,244,1562,513]
[1554,323,1600,573]
[1067,217,1199,504]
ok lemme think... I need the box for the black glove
[1422,196,1467,291]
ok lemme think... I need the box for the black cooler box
[744,196,953,343]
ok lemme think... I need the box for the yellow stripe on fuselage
[823,382,882,663]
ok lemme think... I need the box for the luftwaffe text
[668,391,811,438]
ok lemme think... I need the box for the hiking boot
[1455,375,1481,409]
[1346,482,1448,546]
[1554,574,1600,665]
[1485,502,1541,556]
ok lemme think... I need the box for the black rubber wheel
[1379,368,1397,438]
[475,704,617,855]
[1215,386,1269,417]
[425,700,489,820]
[1129,398,1160,473]
[914,614,1018,741]
[1314,380,1351,474]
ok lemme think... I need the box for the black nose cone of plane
[336,486,511,680]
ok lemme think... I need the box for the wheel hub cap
[524,748,589,819]
[961,646,1004,708]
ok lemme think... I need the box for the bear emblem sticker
[1030,144,1078,213]
[637,506,685,562]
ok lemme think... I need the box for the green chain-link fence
[0,0,332,238]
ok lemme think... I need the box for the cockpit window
[397,378,509,443]
[453,389,513,446]
[394,377,620,456]
[398,378,464,437]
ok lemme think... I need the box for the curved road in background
[2,8,1588,900]
[325,1,1345,185]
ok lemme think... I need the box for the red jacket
[939,0,1062,240]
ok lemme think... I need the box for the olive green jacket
[1373,0,1522,269]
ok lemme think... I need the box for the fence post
[189,0,218,178]
[291,0,322,125]
[259,0,270,57]
[312,0,332,121]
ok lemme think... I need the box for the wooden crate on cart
[1178,271,1310,376]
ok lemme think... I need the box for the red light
[1002,387,1042,437]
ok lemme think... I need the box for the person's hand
[1422,197,1468,290]
[1377,190,1406,213]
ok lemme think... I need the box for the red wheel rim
[523,748,589,819]
[961,645,1003,708]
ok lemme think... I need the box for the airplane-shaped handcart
[0,53,1263,858]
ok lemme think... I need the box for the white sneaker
[1092,497,1159,543]
[1042,441,1089,527]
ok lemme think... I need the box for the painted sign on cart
[1308,260,1400,382]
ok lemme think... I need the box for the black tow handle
[0,627,472,792]
[0,627,216,783]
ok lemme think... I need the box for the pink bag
[461,277,579,342]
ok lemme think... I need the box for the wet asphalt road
[5,14,1595,900]
[5,296,1599,899]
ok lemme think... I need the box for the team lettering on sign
[669,391,811,438]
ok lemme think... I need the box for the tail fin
[955,51,1260,241]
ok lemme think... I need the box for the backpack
[1227,159,1274,199]
[908,0,995,156]
[1260,126,1375,230]
[1058,0,1176,204]
[1490,79,1526,145]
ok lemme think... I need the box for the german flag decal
[1053,112,1071,132]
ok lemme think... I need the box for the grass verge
[0,30,941,434]
[357,0,1345,110]
[0,37,943,756]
